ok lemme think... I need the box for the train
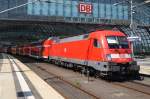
[5,30,140,78]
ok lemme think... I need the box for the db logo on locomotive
[79,3,93,14]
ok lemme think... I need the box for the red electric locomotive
[23,44,31,56]
[11,46,17,55]
[48,30,140,77]
[29,38,53,59]
[0,47,3,53]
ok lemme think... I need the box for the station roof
[0,19,124,46]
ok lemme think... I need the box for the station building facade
[0,0,150,54]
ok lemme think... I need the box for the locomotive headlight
[106,54,112,61]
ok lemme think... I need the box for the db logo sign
[79,3,93,14]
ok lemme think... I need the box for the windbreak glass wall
[121,27,150,54]
[0,1,8,18]
[0,0,27,19]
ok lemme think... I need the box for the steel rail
[29,63,100,99]
[111,82,150,96]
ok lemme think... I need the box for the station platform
[136,58,150,76]
[0,53,64,99]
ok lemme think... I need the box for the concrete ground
[0,53,64,99]
[136,57,150,75]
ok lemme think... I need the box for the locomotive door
[38,46,42,58]
[87,38,103,70]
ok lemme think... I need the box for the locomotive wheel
[82,67,95,77]
[139,76,144,81]
[73,65,78,72]
[94,71,100,78]
[67,63,73,69]
[81,67,88,76]
[60,61,64,67]
[63,62,67,68]
[135,72,144,81]
[89,68,95,76]
[57,61,61,66]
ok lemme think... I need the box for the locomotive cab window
[107,36,129,49]
[93,39,100,48]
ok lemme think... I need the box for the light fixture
[145,0,150,3]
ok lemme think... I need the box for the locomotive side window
[93,39,100,48]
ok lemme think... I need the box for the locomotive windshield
[107,36,129,49]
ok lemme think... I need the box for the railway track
[29,64,100,99]
[36,61,150,95]
[32,62,150,97]
[111,80,150,96]
[130,80,150,88]
[13,55,150,98]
